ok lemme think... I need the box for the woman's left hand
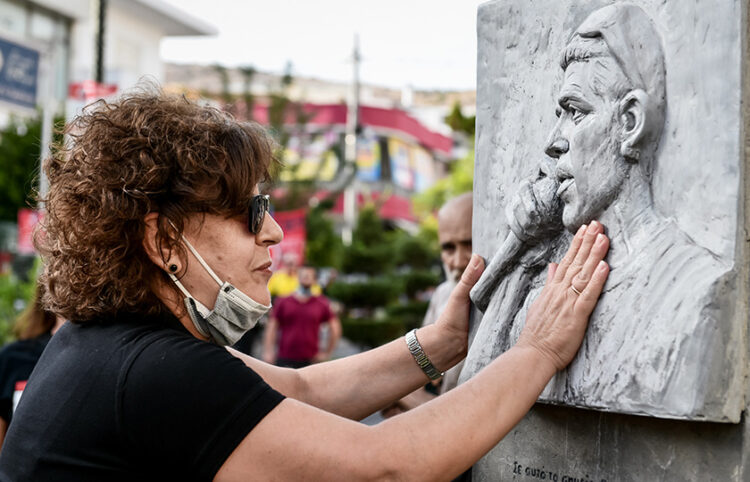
[433,254,486,357]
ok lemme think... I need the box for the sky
[159,0,486,91]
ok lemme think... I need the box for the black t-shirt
[0,332,51,423]
[0,312,284,481]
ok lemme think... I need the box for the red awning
[252,103,452,155]
[327,191,417,223]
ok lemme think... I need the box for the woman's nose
[258,212,283,246]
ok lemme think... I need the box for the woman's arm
[217,223,610,481]
[232,222,606,421]
[217,344,556,482]
[231,253,481,419]
[216,224,609,481]
[230,319,463,420]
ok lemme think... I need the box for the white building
[0,0,214,257]
[0,0,215,120]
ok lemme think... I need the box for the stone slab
[463,0,747,423]
[471,404,746,482]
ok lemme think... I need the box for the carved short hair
[38,87,275,322]
[560,4,667,178]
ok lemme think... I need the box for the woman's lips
[255,261,272,273]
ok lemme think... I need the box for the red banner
[269,209,307,270]
[68,80,117,102]
[17,208,42,254]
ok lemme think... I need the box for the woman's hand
[517,221,610,371]
[433,254,486,357]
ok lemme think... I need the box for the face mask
[168,234,271,346]
[297,285,312,297]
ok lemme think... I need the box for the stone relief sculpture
[462,3,742,421]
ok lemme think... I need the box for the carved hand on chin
[508,159,563,248]
[470,160,563,312]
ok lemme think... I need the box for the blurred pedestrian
[0,88,609,480]
[383,193,473,416]
[268,252,322,297]
[262,266,341,368]
[0,283,64,449]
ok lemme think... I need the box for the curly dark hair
[37,87,274,322]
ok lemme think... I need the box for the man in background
[383,193,473,415]
[262,266,341,368]
[268,252,322,298]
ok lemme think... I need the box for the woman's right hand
[516,221,610,371]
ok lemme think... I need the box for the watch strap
[405,328,443,380]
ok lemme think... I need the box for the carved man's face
[545,57,630,231]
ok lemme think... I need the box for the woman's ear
[142,212,178,272]
[618,89,650,162]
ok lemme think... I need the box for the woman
[0,283,64,449]
[0,89,609,481]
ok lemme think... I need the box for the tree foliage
[0,261,39,346]
[212,64,233,111]
[305,202,344,269]
[323,206,441,348]
[0,115,47,222]
[444,101,475,136]
[341,206,394,275]
[239,65,256,121]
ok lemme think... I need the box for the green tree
[212,64,233,112]
[0,261,38,345]
[444,101,476,136]
[305,202,344,269]
[0,115,45,221]
[341,206,395,275]
[326,205,441,348]
[239,65,256,121]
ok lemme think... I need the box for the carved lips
[556,178,575,199]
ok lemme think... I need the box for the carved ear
[142,212,179,272]
[618,89,650,162]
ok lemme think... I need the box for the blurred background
[0,0,480,350]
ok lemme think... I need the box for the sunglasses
[248,194,270,234]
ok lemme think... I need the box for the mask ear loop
[162,220,214,340]
[179,235,224,287]
[167,219,224,287]
[168,272,193,297]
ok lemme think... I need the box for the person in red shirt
[262,266,341,368]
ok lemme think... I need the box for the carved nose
[545,138,569,159]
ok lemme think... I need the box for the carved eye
[569,106,586,124]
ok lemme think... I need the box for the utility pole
[38,51,55,203]
[342,34,360,246]
[93,0,107,83]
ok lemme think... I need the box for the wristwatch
[405,329,444,380]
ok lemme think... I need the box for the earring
[169,264,178,273]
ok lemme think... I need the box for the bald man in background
[383,193,473,416]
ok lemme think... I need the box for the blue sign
[0,37,39,109]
